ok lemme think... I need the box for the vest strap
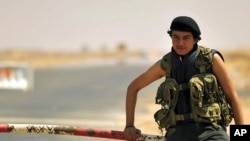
[175,113,194,121]
[179,83,189,91]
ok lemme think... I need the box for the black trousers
[165,122,229,141]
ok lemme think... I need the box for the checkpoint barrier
[0,123,165,141]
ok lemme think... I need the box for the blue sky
[0,0,249,52]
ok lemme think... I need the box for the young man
[123,16,244,141]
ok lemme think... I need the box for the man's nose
[177,39,185,45]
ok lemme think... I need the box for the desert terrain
[0,48,249,135]
[0,48,249,88]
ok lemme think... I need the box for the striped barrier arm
[0,123,165,141]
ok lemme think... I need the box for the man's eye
[184,36,191,40]
[173,36,179,40]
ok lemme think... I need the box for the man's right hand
[124,126,141,141]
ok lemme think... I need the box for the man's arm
[124,60,165,140]
[212,53,244,125]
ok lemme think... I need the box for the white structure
[0,62,34,91]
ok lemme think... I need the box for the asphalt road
[0,61,159,141]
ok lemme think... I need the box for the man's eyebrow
[172,34,192,37]
[172,34,179,37]
[183,35,192,38]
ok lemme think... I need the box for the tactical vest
[154,46,233,130]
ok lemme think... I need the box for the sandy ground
[0,48,249,88]
[0,49,139,69]
[1,48,249,136]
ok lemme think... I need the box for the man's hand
[124,126,141,141]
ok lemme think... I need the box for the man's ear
[194,39,199,45]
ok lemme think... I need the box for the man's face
[171,31,198,56]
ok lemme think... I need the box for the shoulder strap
[160,52,171,78]
[195,46,213,73]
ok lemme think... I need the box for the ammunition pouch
[154,78,179,129]
[190,73,232,127]
[217,87,233,126]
